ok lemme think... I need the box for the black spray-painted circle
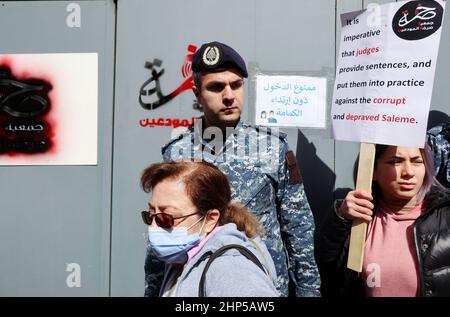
[392,0,443,40]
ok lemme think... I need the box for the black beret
[192,41,248,78]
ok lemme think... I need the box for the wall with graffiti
[0,1,114,296]
[1,0,449,296]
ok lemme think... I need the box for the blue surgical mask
[148,216,206,264]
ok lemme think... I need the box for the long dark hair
[141,160,262,237]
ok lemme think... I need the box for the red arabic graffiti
[139,116,198,129]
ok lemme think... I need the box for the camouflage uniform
[144,117,321,297]
[427,122,450,188]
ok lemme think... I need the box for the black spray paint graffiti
[0,66,53,154]
[139,44,203,111]
[0,67,50,117]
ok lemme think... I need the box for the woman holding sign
[317,145,450,297]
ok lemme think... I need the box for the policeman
[144,41,320,297]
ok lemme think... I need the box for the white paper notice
[255,75,327,128]
[331,0,446,147]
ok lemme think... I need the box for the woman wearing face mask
[317,145,450,297]
[140,160,279,297]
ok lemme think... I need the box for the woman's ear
[203,209,220,236]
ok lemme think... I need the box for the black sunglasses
[141,211,200,228]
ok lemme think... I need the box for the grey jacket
[159,223,279,297]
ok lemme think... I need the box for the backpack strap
[198,244,267,297]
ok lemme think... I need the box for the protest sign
[331,0,446,272]
[332,0,446,148]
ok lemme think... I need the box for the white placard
[331,0,446,147]
[255,75,327,128]
[0,53,98,165]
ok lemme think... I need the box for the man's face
[194,68,244,129]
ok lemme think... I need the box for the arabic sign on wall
[138,44,203,130]
[331,0,446,147]
[255,75,327,128]
[139,44,198,111]
[0,53,98,165]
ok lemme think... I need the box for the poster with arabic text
[0,53,98,165]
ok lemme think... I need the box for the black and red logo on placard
[0,65,53,154]
[392,0,444,40]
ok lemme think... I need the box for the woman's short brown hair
[141,160,262,237]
